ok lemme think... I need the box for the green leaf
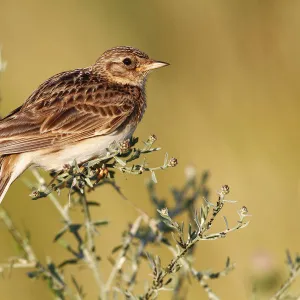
[86,201,100,206]
[27,270,42,279]
[130,136,139,146]
[114,156,126,167]
[126,149,141,163]
[57,172,70,180]
[93,220,108,227]
[226,257,230,268]
[111,245,123,254]
[69,223,82,233]
[142,147,161,154]
[286,250,293,268]
[58,259,79,268]
[71,275,85,297]
[84,177,94,188]
[163,153,169,166]
[73,159,80,173]
[151,171,158,183]
[53,226,69,242]
[223,216,229,230]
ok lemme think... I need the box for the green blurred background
[1,0,300,299]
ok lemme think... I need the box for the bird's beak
[137,59,170,72]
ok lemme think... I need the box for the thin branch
[31,169,71,223]
[81,191,106,299]
[0,206,75,298]
[105,216,143,293]
[271,252,300,300]
[0,207,37,263]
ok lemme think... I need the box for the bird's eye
[123,58,132,66]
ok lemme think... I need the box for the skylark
[0,46,169,203]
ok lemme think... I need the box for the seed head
[96,165,109,180]
[168,157,178,167]
[221,185,230,195]
[119,139,131,154]
[240,206,249,216]
[160,208,169,216]
[30,190,40,199]
[138,166,145,174]
[148,134,157,143]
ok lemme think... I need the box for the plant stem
[271,264,300,300]
[31,169,71,223]
[0,207,37,263]
[104,215,143,293]
[81,191,106,300]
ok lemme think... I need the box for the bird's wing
[0,69,136,154]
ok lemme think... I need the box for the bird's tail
[0,154,20,204]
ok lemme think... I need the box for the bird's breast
[30,123,136,171]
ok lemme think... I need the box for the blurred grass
[1,0,300,299]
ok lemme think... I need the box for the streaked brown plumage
[0,46,169,203]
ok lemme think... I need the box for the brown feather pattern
[0,67,145,154]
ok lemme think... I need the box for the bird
[0,46,169,203]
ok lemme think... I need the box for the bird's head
[94,46,169,86]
